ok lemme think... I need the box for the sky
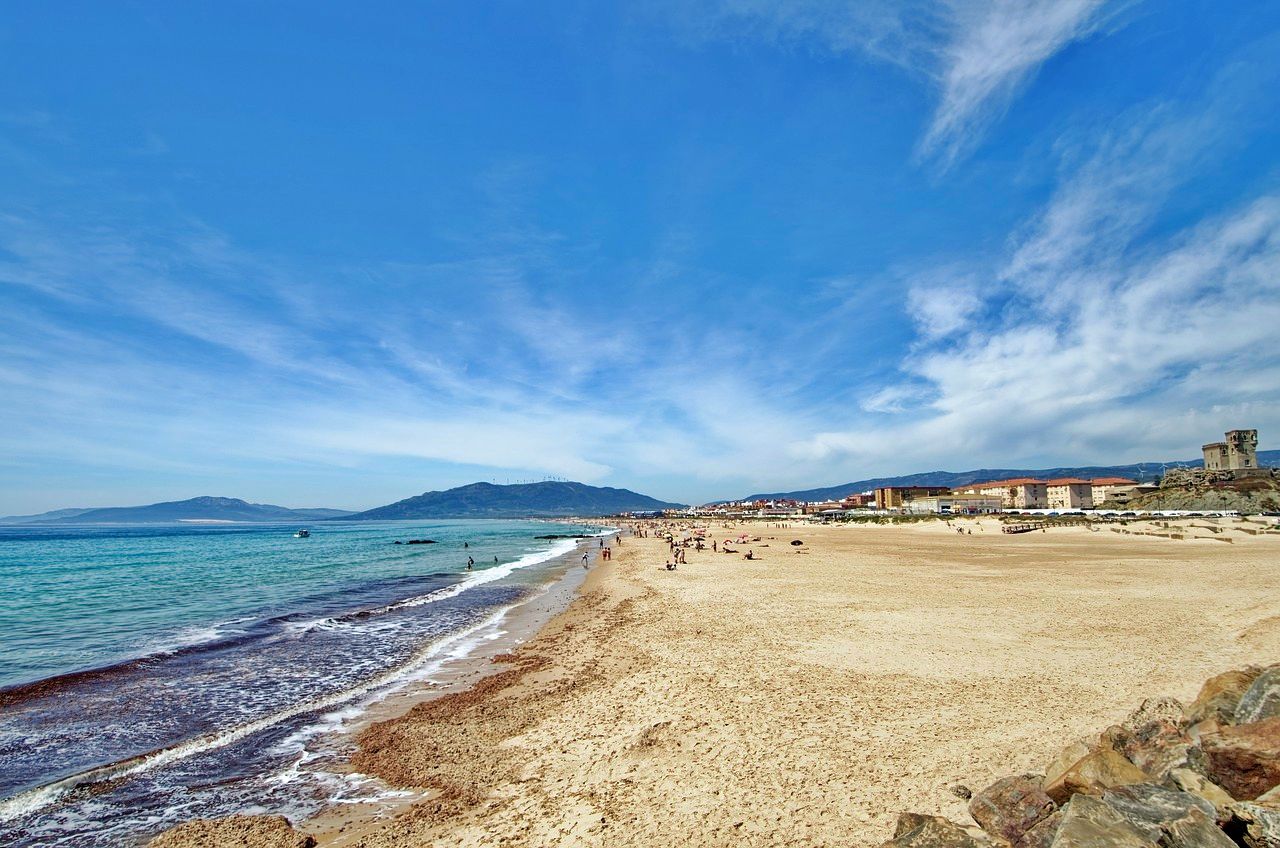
[2,1,1279,513]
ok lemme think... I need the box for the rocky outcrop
[1128,469,1280,512]
[878,664,1280,847]
[148,815,315,848]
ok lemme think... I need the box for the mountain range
[736,450,1280,503]
[0,497,354,525]
[342,481,683,520]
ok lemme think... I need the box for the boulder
[1047,795,1158,848]
[1020,809,1064,848]
[148,815,316,848]
[1202,717,1280,800]
[1237,668,1280,725]
[1120,719,1201,780]
[879,813,988,848]
[1225,802,1280,848]
[968,774,1057,844]
[1188,668,1263,725]
[1101,783,1215,836]
[1161,807,1237,848]
[1124,698,1186,733]
[1169,768,1236,816]
[1044,741,1096,788]
[1043,749,1149,804]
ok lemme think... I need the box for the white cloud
[920,0,1117,167]
[655,0,1125,165]
[794,105,1280,472]
[906,274,985,339]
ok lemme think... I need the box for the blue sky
[2,1,1279,512]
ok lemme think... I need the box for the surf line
[0,537,595,823]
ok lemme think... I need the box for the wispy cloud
[795,76,1280,471]
[655,0,1125,166]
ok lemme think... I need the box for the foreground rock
[1043,749,1147,803]
[879,664,1280,847]
[1203,717,1280,800]
[1188,668,1262,725]
[1049,795,1157,847]
[968,774,1056,844]
[879,813,988,848]
[148,815,315,848]
[1237,668,1280,725]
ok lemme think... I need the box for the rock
[148,815,316,848]
[1161,807,1237,848]
[880,813,988,848]
[1047,795,1158,847]
[1124,698,1187,733]
[1257,785,1280,809]
[968,774,1057,843]
[1188,668,1263,725]
[1225,802,1280,848]
[1043,749,1149,804]
[1120,719,1201,780]
[1045,740,1096,788]
[1101,783,1215,836]
[1170,768,1236,816]
[1202,717,1280,800]
[1019,808,1064,848]
[1237,668,1280,725]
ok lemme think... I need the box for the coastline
[302,533,615,844]
[292,516,1280,847]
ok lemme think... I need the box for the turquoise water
[0,519,606,846]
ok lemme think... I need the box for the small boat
[294,529,311,538]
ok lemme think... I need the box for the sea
[0,519,608,846]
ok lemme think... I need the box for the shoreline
[303,534,617,844]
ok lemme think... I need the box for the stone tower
[1203,429,1258,471]
[1225,429,1258,470]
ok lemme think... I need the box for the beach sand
[301,517,1280,847]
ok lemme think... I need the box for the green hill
[344,481,682,520]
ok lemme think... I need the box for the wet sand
[308,517,1280,847]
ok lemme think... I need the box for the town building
[1046,478,1093,510]
[874,486,951,510]
[1203,429,1259,471]
[905,494,1003,514]
[1090,477,1138,506]
[959,479,1048,509]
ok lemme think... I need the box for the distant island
[734,450,1280,503]
[342,481,683,520]
[0,496,354,525]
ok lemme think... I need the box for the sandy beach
[259,516,1280,847]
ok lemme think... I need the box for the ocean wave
[0,537,586,823]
